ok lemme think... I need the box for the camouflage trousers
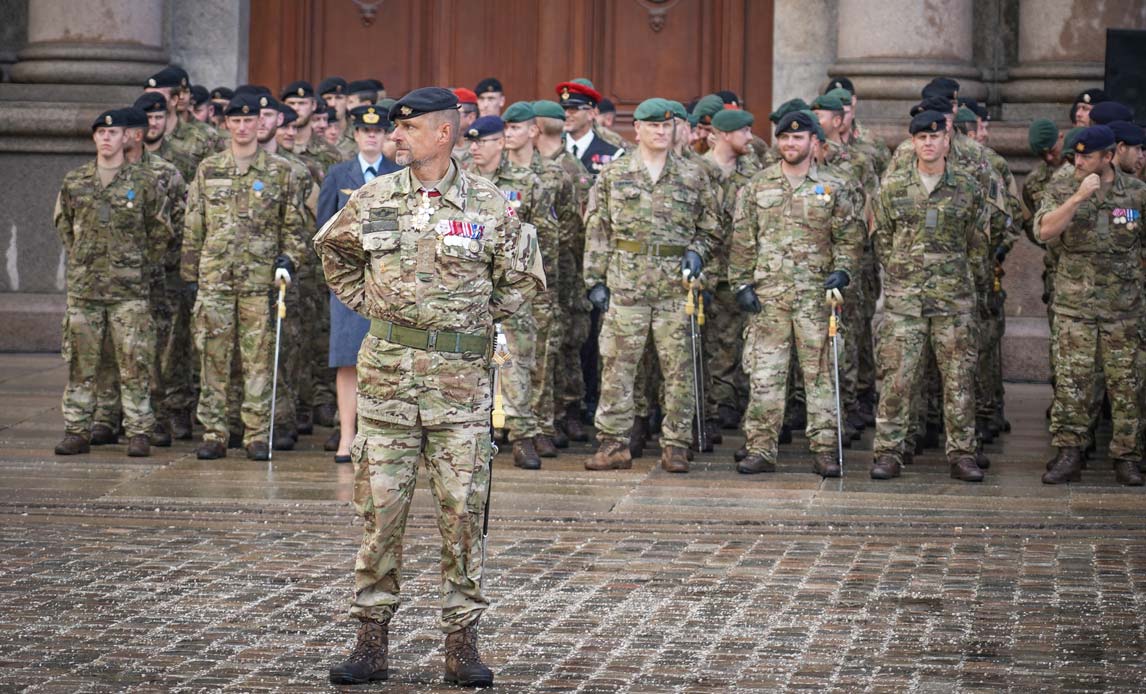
[270,283,301,433]
[704,283,747,419]
[1049,314,1142,461]
[558,290,591,412]
[193,292,274,445]
[62,298,155,437]
[975,307,1002,421]
[500,301,538,440]
[595,298,695,450]
[839,282,864,415]
[300,268,336,415]
[162,273,197,417]
[856,247,879,399]
[633,341,662,419]
[532,299,565,437]
[348,416,491,632]
[874,312,978,460]
[93,288,171,429]
[742,295,838,461]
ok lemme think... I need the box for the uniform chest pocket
[801,194,832,224]
[439,238,485,263]
[363,207,401,236]
[362,231,401,253]
[248,181,283,218]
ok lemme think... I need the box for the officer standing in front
[316,88,543,688]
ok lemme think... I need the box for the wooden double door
[248,0,773,131]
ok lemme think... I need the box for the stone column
[1001,0,1146,121]
[829,0,983,121]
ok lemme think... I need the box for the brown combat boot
[660,445,689,473]
[949,454,984,482]
[870,455,901,480]
[444,622,493,688]
[534,435,559,458]
[126,434,150,458]
[586,439,632,470]
[564,404,589,442]
[90,423,117,446]
[329,618,389,685]
[812,451,841,478]
[629,415,648,459]
[1113,460,1145,487]
[54,433,91,456]
[737,452,776,474]
[512,438,541,470]
[246,440,270,461]
[1042,447,1082,484]
[196,438,227,460]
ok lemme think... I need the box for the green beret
[769,98,809,124]
[667,100,689,121]
[688,112,700,128]
[572,77,595,89]
[825,87,853,103]
[633,98,676,123]
[532,100,565,120]
[712,109,754,132]
[1063,126,1084,151]
[502,101,536,123]
[954,107,978,124]
[800,109,827,142]
[692,94,725,124]
[811,94,845,113]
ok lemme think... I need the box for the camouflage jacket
[547,139,593,211]
[728,163,863,300]
[531,150,581,284]
[703,150,763,284]
[140,150,187,274]
[185,117,226,153]
[824,139,879,200]
[1034,167,1146,321]
[874,158,990,317]
[181,148,309,294]
[1021,159,1060,249]
[165,118,222,182]
[292,133,342,183]
[748,135,778,169]
[851,122,890,177]
[584,150,720,304]
[468,157,558,302]
[54,159,173,302]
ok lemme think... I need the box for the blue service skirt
[328,291,370,368]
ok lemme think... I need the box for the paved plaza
[1,354,1144,693]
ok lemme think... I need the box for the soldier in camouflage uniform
[53,109,172,458]
[729,110,863,477]
[584,98,720,474]
[871,110,991,482]
[1036,125,1145,486]
[465,114,557,469]
[317,88,542,688]
[91,103,187,447]
[534,99,593,443]
[505,101,579,455]
[1022,119,1065,324]
[451,88,479,168]
[181,93,309,461]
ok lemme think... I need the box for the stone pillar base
[831,59,986,122]
[999,62,1105,122]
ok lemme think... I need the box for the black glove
[587,283,610,312]
[735,285,761,314]
[823,270,850,291]
[183,281,198,303]
[994,245,1008,263]
[274,254,296,275]
[682,250,703,280]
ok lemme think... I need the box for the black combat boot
[1042,447,1082,484]
[551,421,570,449]
[444,623,493,688]
[170,410,193,440]
[329,618,389,685]
[718,404,741,430]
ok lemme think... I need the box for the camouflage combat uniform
[181,148,308,447]
[584,151,720,451]
[55,158,172,439]
[1034,168,1145,463]
[728,163,863,462]
[1022,159,1065,384]
[313,159,542,631]
[872,156,990,462]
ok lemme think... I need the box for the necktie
[572,144,579,158]
[365,166,377,178]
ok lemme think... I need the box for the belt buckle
[426,330,438,351]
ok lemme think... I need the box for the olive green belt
[369,319,488,355]
[613,239,687,257]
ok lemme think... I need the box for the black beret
[825,76,855,94]
[224,93,263,117]
[280,81,314,100]
[1089,101,1134,125]
[464,115,505,140]
[911,96,953,116]
[313,99,329,115]
[277,101,298,126]
[598,98,616,114]
[144,67,183,90]
[122,108,148,129]
[254,94,279,111]
[210,86,234,101]
[475,77,503,95]
[1107,121,1144,147]
[91,108,129,131]
[169,66,191,88]
[716,90,741,107]
[234,84,271,98]
[1074,88,1107,106]
[909,110,948,135]
[959,97,988,120]
[318,76,348,96]
[347,79,379,95]
[133,92,167,113]
[366,78,385,91]
[921,77,960,100]
[389,86,459,121]
[1072,125,1115,154]
[774,110,816,136]
[190,85,209,106]
[349,104,388,128]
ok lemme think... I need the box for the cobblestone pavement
[1,354,1144,693]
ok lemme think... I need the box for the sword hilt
[276,281,287,318]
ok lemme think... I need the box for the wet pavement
[1,353,1144,693]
